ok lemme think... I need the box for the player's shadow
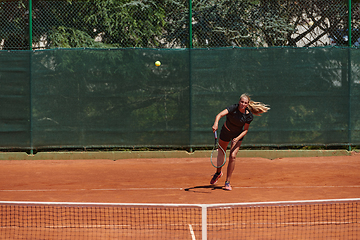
[184,185,223,193]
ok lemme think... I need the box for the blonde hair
[240,93,270,116]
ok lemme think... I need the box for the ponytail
[240,93,270,116]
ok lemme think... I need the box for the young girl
[210,93,270,190]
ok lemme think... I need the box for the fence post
[189,0,192,49]
[348,50,352,152]
[29,0,32,50]
[188,0,193,152]
[29,0,34,155]
[348,0,352,151]
[348,0,352,47]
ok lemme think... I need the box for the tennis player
[210,93,270,190]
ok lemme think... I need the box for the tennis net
[0,199,359,239]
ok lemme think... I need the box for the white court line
[188,224,196,240]
[240,186,360,189]
[0,188,182,192]
[0,185,360,192]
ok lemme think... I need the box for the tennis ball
[155,61,161,67]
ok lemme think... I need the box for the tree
[0,1,29,50]
[30,0,167,48]
[1,0,358,49]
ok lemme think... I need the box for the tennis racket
[210,131,226,168]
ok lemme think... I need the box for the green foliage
[81,0,166,47]
[0,1,28,49]
[1,0,358,49]
[47,26,110,48]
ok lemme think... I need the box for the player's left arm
[232,123,250,143]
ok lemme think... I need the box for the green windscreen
[0,52,30,148]
[31,49,190,148]
[0,47,359,150]
[191,47,358,147]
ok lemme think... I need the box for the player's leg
[216,139,228,172]
[224,139,242,190]
[210,139,229,184]
[216,140,226,167]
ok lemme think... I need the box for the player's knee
[229,154,236,162]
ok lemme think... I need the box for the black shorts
[219,125,244,142]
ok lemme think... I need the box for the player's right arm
[212,109,229,132]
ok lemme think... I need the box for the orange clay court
[0,152,359,204]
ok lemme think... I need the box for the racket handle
[214,131,217,139]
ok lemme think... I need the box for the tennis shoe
[210,171,223,185]
[223,181,232,191]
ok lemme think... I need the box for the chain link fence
[1,0,360,151]
[1,0,359,50]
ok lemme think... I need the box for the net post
[201,205,207,240]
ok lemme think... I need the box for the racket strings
[211,144,226,168]
[210,131,226,168]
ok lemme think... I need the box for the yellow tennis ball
[155,61,161,67]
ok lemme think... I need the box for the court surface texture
[0,152,359,204]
